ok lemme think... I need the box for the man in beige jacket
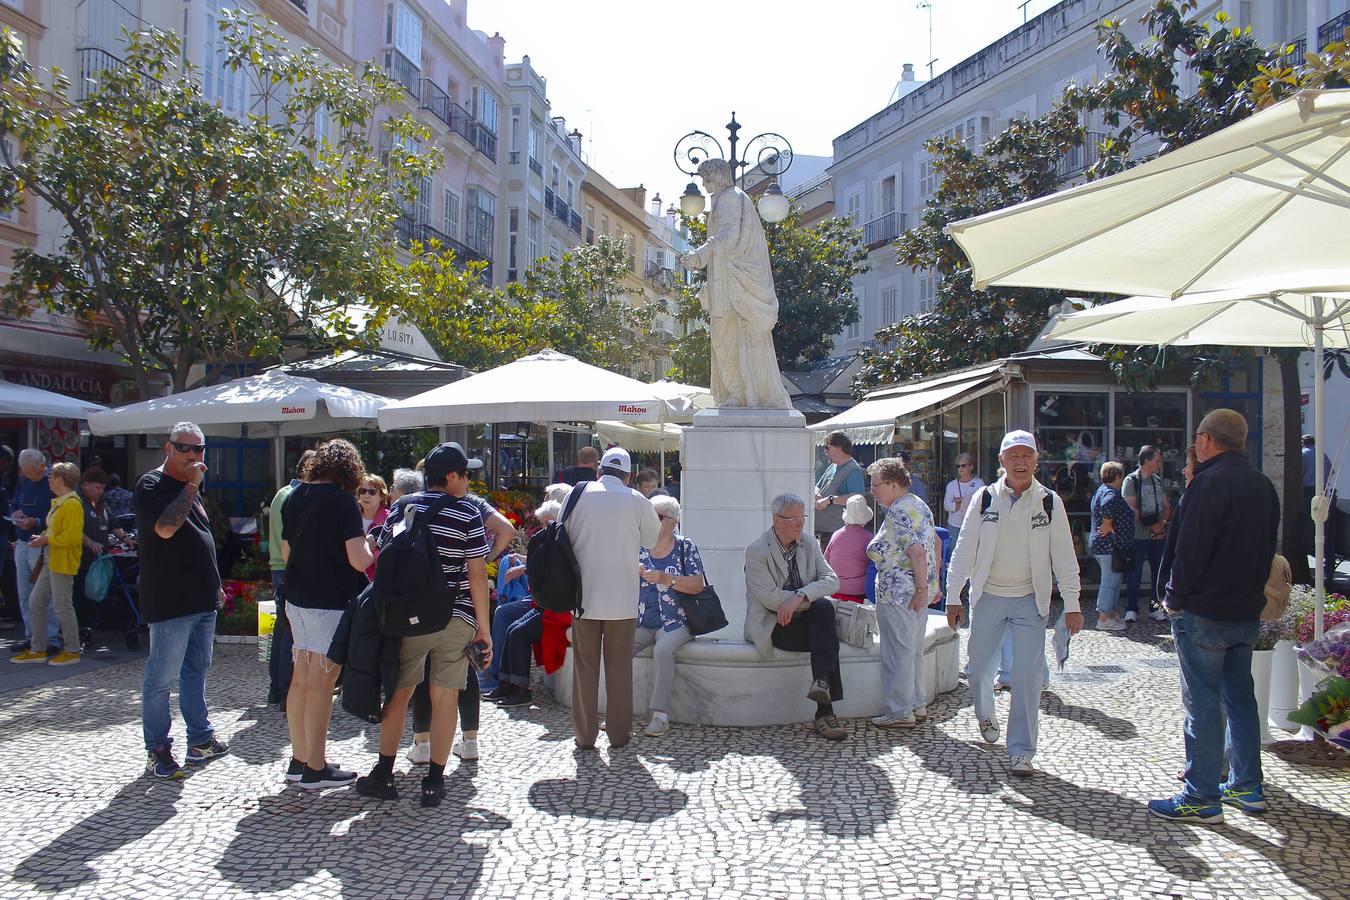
[745,492,844,740]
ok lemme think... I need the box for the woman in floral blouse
[633,495,707,737]
[866,457,939,729]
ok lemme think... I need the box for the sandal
[420,775,445,808]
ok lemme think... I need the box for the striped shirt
[380,490,488,630]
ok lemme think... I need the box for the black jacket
[327,585,401,723]
[1158,451,1279,622]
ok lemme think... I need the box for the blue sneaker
[186,738,229,765]
[145,745,185,780]
[1148,795,1224,824]
[1220,784,1268,814]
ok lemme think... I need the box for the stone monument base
[545,613,960,726]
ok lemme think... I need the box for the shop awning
[0,379,108,419]
[809,362,1013,445]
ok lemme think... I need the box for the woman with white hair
[632,495,707,736]
[824,495,873,603]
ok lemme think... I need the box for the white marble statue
[679,159,793,410]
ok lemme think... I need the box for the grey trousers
[28,551,79,652]
[633,625,692,713]
[571,617,636,749]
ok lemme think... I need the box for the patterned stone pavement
[1,617,1347,900]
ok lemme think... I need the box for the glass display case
[1033,392,1108,579]
[1114,392,1189,500]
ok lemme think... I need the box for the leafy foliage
[0,15,432,397]
[667,206,866,384]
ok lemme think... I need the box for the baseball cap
[999,430,1038,454]
[423,441,483,482]
[600,446,632,474]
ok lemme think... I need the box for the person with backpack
[356,442,491,807]
[946,430,1082,778]
[280,439,373,789]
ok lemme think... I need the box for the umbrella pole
[274,436,284,495]
[1314,309,1326,640]
[546,423,554,485]
[659,407,666,488]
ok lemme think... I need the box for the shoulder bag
[833,598,877,649]
[673,538,727,637]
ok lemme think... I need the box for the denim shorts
[286,605,345,656]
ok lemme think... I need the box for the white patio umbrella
[0,380,108,419]
[947,89,1350,638]
[1045,289,1350,638]
[647,380,715,418]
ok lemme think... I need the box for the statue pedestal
[544,405,963,724]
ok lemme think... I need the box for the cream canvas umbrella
[0,380,108,419]
[949,89,1350,637]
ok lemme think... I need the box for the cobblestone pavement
[1,617,1347,900]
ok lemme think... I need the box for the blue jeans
[968,593,1046,760]
[1124,537,1164,614]
[142,610,217,752]
[15,540,59,645]
[500,608,543,686]
[488,600,534,686]
[993,623,1050,687]
[1094,553,1124,616]
[1171,611,1262,804]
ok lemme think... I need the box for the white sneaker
[1150,608,1168,622]
[1097,618,1127,632]
[1009,755,1036,777]
[404,740,430,765]
[912,706,928,721]
[978,717,1000,743]
[643,717,669,737]
[1124,611,1138,623]
[993,680,1011,692]
[871,713,917,728]
[452,739,479,760]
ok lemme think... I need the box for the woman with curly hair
[280,438,374,789]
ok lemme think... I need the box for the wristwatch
[828,495,838,505]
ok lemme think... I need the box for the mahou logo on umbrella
[617,404,647,416]
[281,406,307,416]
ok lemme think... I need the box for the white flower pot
[1250,649,1276,745]
[1268,639,1300,731]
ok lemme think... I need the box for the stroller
[81,553,145,650]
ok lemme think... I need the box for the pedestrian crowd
[5,406,1290,824]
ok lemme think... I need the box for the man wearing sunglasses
[135,422,228,779]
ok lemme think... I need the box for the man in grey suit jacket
[745,492,845,741]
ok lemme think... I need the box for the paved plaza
[0,619,1346,900]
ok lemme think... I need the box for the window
[845,192,862,225]
[527,214,540,267]
[600,214,609,237]
[389,0,422,62]
[880,286,897,324]
[550,163,560,190]
[566,178,574,206]
[88,0,140,52]
[0,138,14,221]
[313,104,331,146]
[204,0,250,117]
[940,115,992,151]
[507,207,520,280]
[585,204,595,243]
[465,188,495,258]
[416,176,431,225]
[472,86,498,135]
[528,127,538,163]
[442,189,460,240]
[847,288,863,339]
[917,269,936,312]
[918,157,939,198]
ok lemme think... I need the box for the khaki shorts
[395,618,476,691]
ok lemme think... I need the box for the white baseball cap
[999,430,1038,453]
[600,446,632,474]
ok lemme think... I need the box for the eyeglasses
[658,514,678,522]
[170,441,206,455]
[357,487,380,496]
[1193,431,1209,442]
[957,463,972,469]
[774,514,807,523]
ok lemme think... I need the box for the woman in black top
[280,439,374,790]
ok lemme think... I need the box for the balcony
[1319,10,1350,50]
[1057,131,1107,180]
[1281,36,1307,63]
[395,215,492,279]
[863,211,901,249]
[544,186,557,215]
[384,49,420,102]
[472,124,497,163]
[569,210,582,236]
[508,151,521,164]
[528,157,543,177]
[288,0,308,11]
[77,47,155,101]
[419,79,453,130]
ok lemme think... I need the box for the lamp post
[674,113,794,223]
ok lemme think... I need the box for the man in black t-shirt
[135,422,228,780]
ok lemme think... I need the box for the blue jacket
[1159,451,1279,622]
[9,472,52,540]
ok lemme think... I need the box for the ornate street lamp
[673,113,794,223]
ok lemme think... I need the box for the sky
[474,0,1070,204]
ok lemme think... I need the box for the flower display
[1288,673,1350,752]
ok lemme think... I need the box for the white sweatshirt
[946,477,1081,617]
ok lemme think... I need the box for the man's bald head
[1196,409,1247,460]
[577,446,600,468]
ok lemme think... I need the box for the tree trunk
[1280,351,1311,585]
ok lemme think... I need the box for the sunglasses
[957,463,972,468]
[357,487,381,496]
[170,441,206,455]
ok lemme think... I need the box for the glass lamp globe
[679,181,706,217]
[757,181,789,223]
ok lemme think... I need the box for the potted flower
[1253,602,1296,744]
[1291,591,1350,736]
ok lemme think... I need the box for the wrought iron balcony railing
[1318,11,1350,50]
[863,211,901,248]
[384,49,420,101]
[1057,131,1108,180]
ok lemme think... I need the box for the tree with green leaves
[667,207,867,386]
[402,234,660,378]
[0,13,433,398]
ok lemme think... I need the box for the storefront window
[1034,391,1107,573]
[1115,392,1188,497]
[979,392,1003,485]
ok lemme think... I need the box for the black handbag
[672,539,727,637]
[1110,547,1135,574]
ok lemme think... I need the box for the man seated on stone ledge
[745,492,846,741]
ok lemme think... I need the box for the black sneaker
[298,763,357,790]
[484,685,515,701]
[355,772,399,801]
[284,758,306,784]
[497,688,533,708]
[145,745,185,780]
[420,775,446,808]
[186,738,228,765]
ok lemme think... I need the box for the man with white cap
[562,446,661,750]
[946,430,1082,777]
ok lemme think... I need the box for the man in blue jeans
[135,422,228,779]
[1150,409,1278,823]
[1122,446,1172,623]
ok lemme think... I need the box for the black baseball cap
[423,442,483,482]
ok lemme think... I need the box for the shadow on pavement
[1040,689,1139,740]
[528,746,689,823]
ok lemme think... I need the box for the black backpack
[980,486,1054,521]
[373,493,459,638]
[526,483,586,615]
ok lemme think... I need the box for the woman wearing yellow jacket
[12,462,85,666]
